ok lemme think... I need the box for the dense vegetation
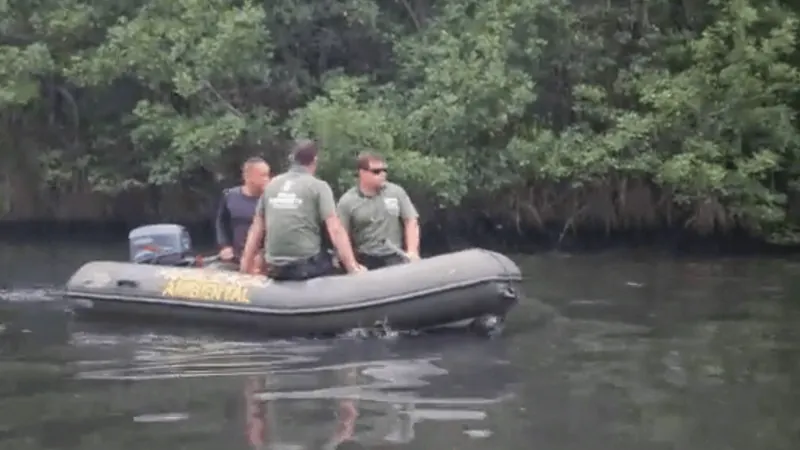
[2,0,800,244]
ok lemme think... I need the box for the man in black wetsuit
[214,157,271,269]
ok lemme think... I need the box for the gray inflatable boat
[63,224,522,337]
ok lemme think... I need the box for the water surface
[2,241,800,449]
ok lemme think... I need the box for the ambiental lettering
[161,279,249,303]
[158,268,268,304]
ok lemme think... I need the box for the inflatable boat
[63,224,522,337]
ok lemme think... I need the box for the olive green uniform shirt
[255,165,337,264]
[336,182,419,256]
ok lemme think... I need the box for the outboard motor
[128,224,193,266]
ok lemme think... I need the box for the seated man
[336,152,420,270]
[214,157,271,270]
[240,139,363,280]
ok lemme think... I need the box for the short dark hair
[356,151,385,171]
[242,156,266,171]
[291,139,319,166]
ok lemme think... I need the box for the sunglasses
[366,167,388,175]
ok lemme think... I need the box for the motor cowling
[128,224,192,265]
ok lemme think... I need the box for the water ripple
[0,288,61,303]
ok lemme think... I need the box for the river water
[1,239,799,450]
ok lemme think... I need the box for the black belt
[267,252,334,280]
[356,252,406,270]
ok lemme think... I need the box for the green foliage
[0,43,53,106]
[287,75,464,203]
[2,0,800,242]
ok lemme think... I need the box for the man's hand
[219,246,234,261]
[346,263,367,274]
[250,253,266,275]
[405,251,420,261]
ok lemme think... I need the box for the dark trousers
[266,252,337,281]
[356,253,407,270]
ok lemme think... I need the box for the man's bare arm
[397,187,420,259]
[403,217,420,256]
[240,216,265,274]
[324,215,360,272]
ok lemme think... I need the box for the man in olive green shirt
[240,140,363,280]
[336,152,420,270]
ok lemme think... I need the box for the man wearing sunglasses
[336,152,421,270]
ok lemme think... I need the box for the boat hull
[63,249,523,338]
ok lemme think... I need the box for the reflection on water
[0,321,513,450]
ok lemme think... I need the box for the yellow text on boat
[158,268,268,304]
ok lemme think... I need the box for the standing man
[240,139,363,280]
[214,157,271,269]
[336,152,420,270]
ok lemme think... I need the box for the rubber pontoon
[63,224,522,337]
